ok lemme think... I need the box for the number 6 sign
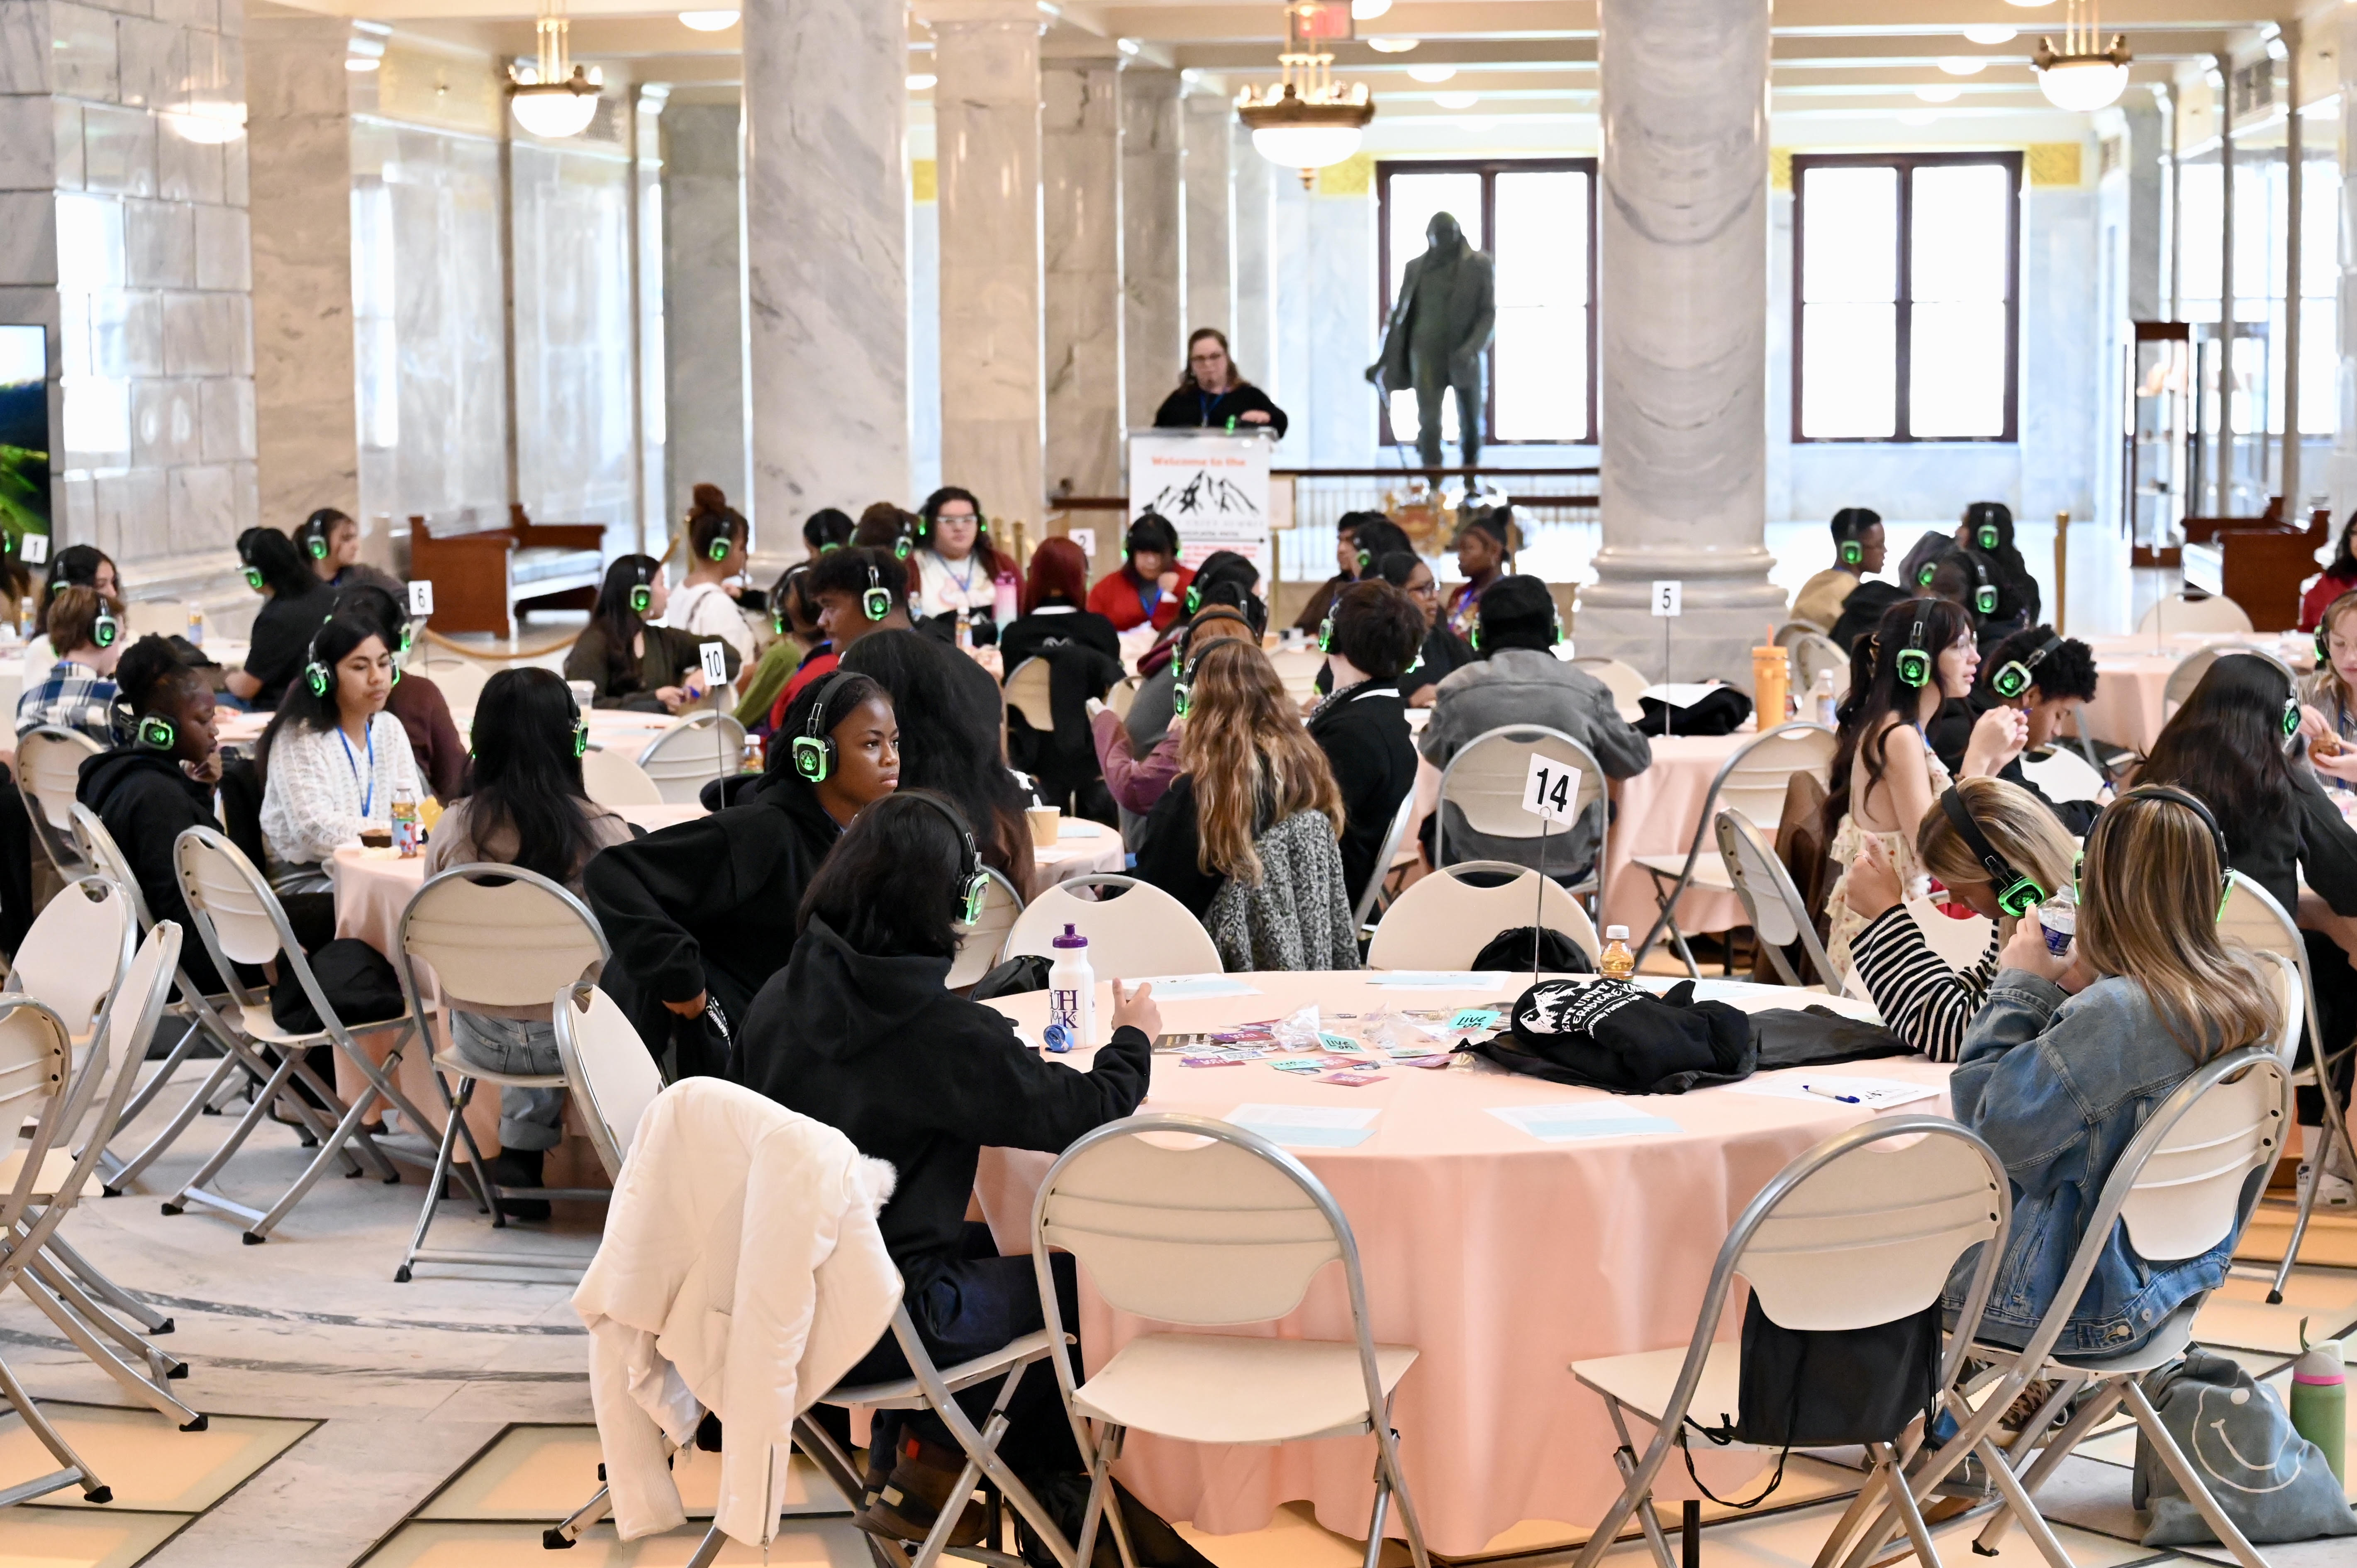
[1522,753,1584,828]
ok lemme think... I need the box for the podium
[1124,428,1276,574]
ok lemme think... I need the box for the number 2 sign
[1522,754,1584,828]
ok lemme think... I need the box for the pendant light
[2033,0,2132,113]
[1236,1,1376,186]
[510,0,603,139]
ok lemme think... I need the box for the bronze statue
[1368,212,1497,469]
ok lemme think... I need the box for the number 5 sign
[1651,580,1682,618]
[1522,754,1584,828]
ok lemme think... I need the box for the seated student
[1819,597,2027,977]
[1950,787,2278,1354]
[910,485,1016,626]
[566,555,742,713]
[659,490,756,666]
[586,671,898,1075]
[1372,550,1473,708]
[1841,777,2077,1061]
[1958,500,2039,631]
[1309,581,1422,912]
[425,669,633,1215]
[1126,553,1265,754]
[1292,510,1385,635]
[76,635,233,994]
[331,584,468,801]
[735,792,1155,1543]
[2300,587,2357,813]
[19,544,120,689]
[17,586,124,743]
[997,537,1121,670]
[1928,625,2104,833]
[803,505,854,562]
[1416,575,1651,879]
[1095,601,1258,830]
[1440,513,1512,640]
[1307,521,1413,699]
[255,612,424,894]
[2304,517,2357,632]
[227,528,334,710]
[852,500,919,559]
[768,546,915,722]
[838,628,1033,890]
[1791,507,1885,631]
[295,508,405,598]
[2141,652,2357,1205]
[735,562,822,734]
[1084,512,1193,634]
[1133,638,1348,925]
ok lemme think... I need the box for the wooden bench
[2180,497,2326,632]
[406,505,607,637]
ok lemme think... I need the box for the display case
[2123,321,2190,565]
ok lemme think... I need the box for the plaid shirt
[15,660,119,746]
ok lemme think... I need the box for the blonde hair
[2079,791,2278,1063]
[1916,777,2077,902]
[1177,638,1345,884]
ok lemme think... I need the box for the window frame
[1790,150,2023,444]
[1375,157,1599,448]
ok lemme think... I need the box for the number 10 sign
[1522,754,1584,828]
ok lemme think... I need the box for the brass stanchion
[2053,510,2069,635]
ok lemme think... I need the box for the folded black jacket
[78,748,227,994]
[738,915,1150,1300]
[1476,978,1755,1094]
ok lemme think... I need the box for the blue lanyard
[1197,390,1220,425]
[936,549,978,598]
[337,723,375,819]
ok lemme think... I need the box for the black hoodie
[583,772,844,1048]
[77,747,227,993]
[738,915,1150,1302]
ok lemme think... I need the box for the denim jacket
[1944,969,2236,1356]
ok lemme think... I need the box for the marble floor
[3,1059,2354,1567]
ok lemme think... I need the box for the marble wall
[1119,66,1182,435]
[511,136,638,537]
[658,100,745,533]
[1181,86,1231,347]
[1,0,258,588]
[1042,62,1120,498]
[1231,122,1273,385]
[1267,165,1375,467]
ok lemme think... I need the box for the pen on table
[1802,1084,1862,1104]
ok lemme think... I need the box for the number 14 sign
[1522,754,1584,828]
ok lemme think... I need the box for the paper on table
[1368,970,1509,990]
[1056,819,1106,839]
[1638,682,1724,709]
[1227,1102,1380,1148]
[1725,1075,1939,1110]
[1487,1103,1681,1142]
[1135,975,1263,999]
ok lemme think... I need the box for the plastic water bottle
[1813,670,1839,729]
[1598,925,1636,981]
[1045,924,1094,1053]
[955,603,973,650]
[390,786,421,859]
[2291,1320,2346,1484]
[185,605,204,648]
[2036,886,2077,957]
[993,569,1019,627]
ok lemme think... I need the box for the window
[1792,152,2020,442]
[1376,159,1597,447]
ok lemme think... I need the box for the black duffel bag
[270,938,407,1035]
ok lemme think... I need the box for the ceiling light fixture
[907,73,936,90]
[1962,24,2018,45]
[1916,83,1962,103]
[1236,1,1375,186]
[1350,0,1391,18]
[677,9,738,29]
[2033,0,2130,112]
[1406,63,1455,83]
[510,0,602,139]
[1433,90,1477,109]
[1367,38,1417,54]
[1939,57,1987,76]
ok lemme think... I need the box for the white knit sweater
[259,711,424,872]
[658,580,755,665]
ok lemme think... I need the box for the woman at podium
[1154,328,1289,438]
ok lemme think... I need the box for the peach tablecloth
[2079,631,2315,754]
[1031,820,1127,889]
[976,969,1951,1557]
[1600,733,1753,938]
[216,705,682,752]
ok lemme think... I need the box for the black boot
[487,1146,549,1222]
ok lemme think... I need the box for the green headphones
[1185,584,1201,616]
[568,691,589,757]
[790,670,853,784]
[628,560,653,616]
[243,565,263,591]
[1317,611,1334,654]
[707,532,732,563]
[1466,597,1562,655]
[1989,631,2060,701]
[860,562,893,622]
[1915,560,1938,589]
[908,791,991,927]
[1941,785,2047,918]
[1356,548,1373,572]
[894,521,914,561]
[1976,521,2000,552]
[1966,555,1998,616]
[115,693,175,753]
[302,616,335,698]
[301,513,333,561]
[1839,539,1863,567]
[93,600,118,649]
[1893,603,1932,689]
[1171,609,1253,718]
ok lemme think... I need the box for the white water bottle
[1045,923,1095,1053]
[1813,669,1838,728]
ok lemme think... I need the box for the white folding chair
[1569,657,1649,722]
[120,600,191,640]
[2214,871,2352,1304]
[393,864,612,1282]
[1570,1118,2011,1568]
[2136,592,2253,638]
[1789,632,1850,703]
[1774,618,1825,645]
[420,657,492,715]
[5,872,132,1051]
[165,827,439,1242]
[636,710,746,804]
[15,725,103,877]
[1716,809,1839,990]
[1004,656,1055,730]
[1433,725,1610,915]
[1633,722,1835,974]
[1365,859,1598,971]
[2160,647,2221,718]
[1003,873,1221,977]
[2,924,205,1434]
[1031,1113,1431,1568]
[579,745,664,807]
[1937,1049,2291,1568]
[1352,790,1421,938]
[549,981,664,1183]
[949,867,1026,990]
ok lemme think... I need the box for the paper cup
[1027,806,1062,847]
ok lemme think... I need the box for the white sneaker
[2296,1160,2356,1210]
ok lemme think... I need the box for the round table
[2079,631,2314,754]
[1600,732,1753,939]
[976,970,1950,1556]
[216,706,687,753]
[1031,818,1127,889]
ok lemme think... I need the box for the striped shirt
[15,660,118,746]
[1848,903,2000,1062]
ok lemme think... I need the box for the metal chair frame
[15,725,102,879]
[1714,808,1840,991]
[635,709,747,803]
[1433,724,1609,919]
[1352,789,1420,938]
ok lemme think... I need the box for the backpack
[269,938,407,1034]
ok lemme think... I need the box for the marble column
[1042,61,1121,498]
[927,0,1045,526]
[660,98,746,532]
[1120,66,1183,437]
[1231,121,1274,385]
[1583,0,1782,684]
[1181,85,1232,343]
[741,0,906,562]
[246,13,356,547]
[0,0,258,606]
